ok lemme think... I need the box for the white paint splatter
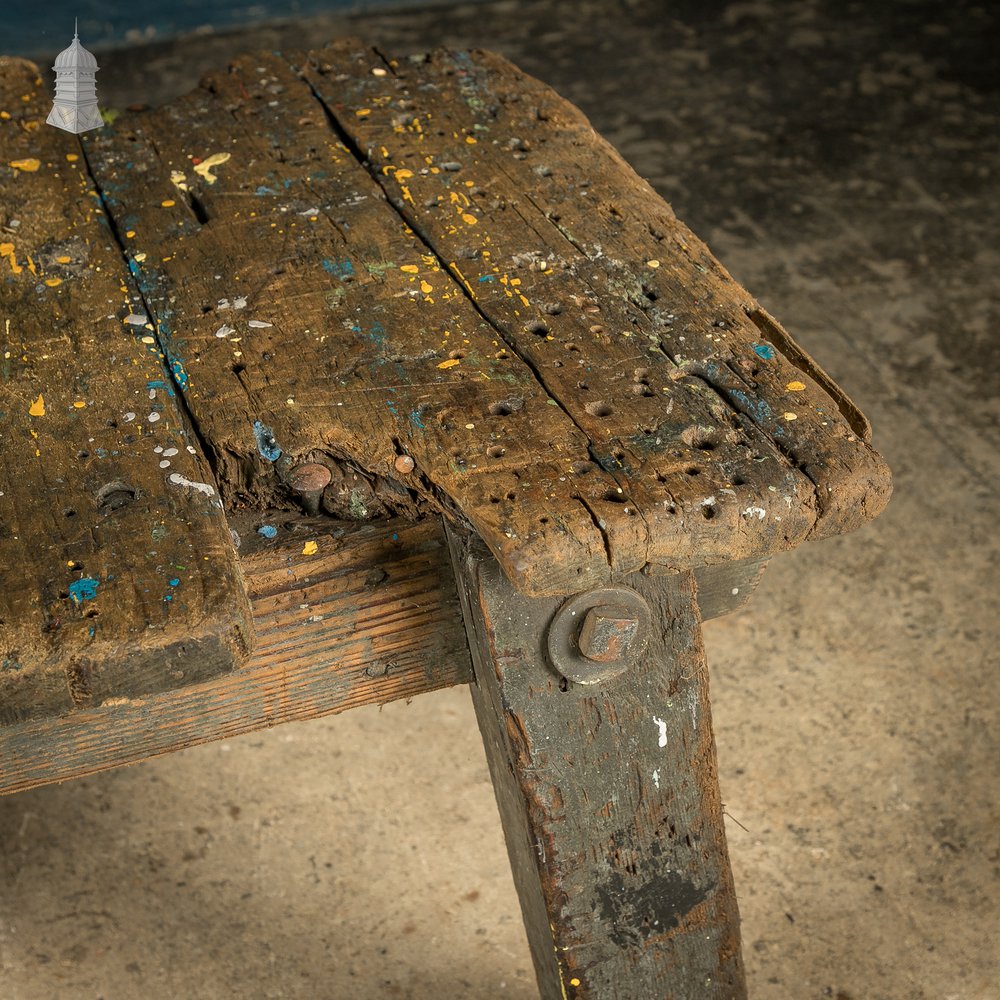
[123,412,136,422]
[652,769,660,789]
[124,313,149,325]
[652,715,668,748]
[232,296,247,310]
[147,412,160,423]
[159,460,171,468]
[162,447,178,457]
[248,319,272,328]
[214,324,236,338]
[742,506,767,520]
[153,445,163,454]
[167,473,216,497]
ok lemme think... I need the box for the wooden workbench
[0,41,890,999]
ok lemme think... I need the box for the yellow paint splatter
[170,169,189,192]
[193,152,231,184]
[356,108,371,117]
[570,979,581,988]
[465,135,477,144]
[420,279,433,294]
[646,259,660,268]
[461,213,477,226]
[44,277,61,287]
[437,358,460,369]
[400,264,419,274]
[302,540,318,556]
[9,158,40,172]
[783,411,798,421]
[0,242,22,274]
[66,153,78,162]
[786,380,806,392]
[395,168,413,181]
[56,255,71,263]
[125,230,135,238]
[161,199,175,207]
[0,112,9,119]
[73,401,86,408]
[29,394,45,416]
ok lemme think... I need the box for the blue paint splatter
[478,274,495,282]
[258,524,278,539]
[163,593,173,602]
[170,358,190,392]
[147,378,176,398]
[752,343,776,360]
[730,389,773,424]
[409,409,425,430]
[68,577,100,603]
[168,578,180,587]
[255,185,278,196]
[253,420,282,461]
[386,400,398,418]
[322,258,354,280]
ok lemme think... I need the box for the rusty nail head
[288,463,332,515]
[578,604,640,662]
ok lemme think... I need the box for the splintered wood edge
[0,517,471,795]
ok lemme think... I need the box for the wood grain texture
[449,525,746,999]
[0,516,471,795]
[0,57,252,726]
[74,41,889,598]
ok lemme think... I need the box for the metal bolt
[577,604,640,662]
[288,462,332,516]
[394,454,415,474]
[546,586,651,686]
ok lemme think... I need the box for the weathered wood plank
[309,41,891,563]
[449,524,746,999]
[0,57,252,726]
[81,51,613,597]
[0,516,471,795]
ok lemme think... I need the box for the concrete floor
[3,1,998,997]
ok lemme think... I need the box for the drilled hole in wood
[77,450,89,459]
[702,505,716,520]
[577,381,589,390]
[489,495,501,504]
[643,285,658,303]
[506,491,517,501]
[97,481,138,513]
[83,608,99,618]
[486,445,506,458]
[448,349,466,360]
[489,398,522,417]
[63,508,77,518]
[539,516,550,525]
[603,490,628,503]
[732,475,747,486]
[527,320,549,336]
[200,304,212,314]
[571,460,596,475]
[686,466,701,476]
[585,401,614,417]
[232,363,246,375]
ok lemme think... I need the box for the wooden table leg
[448,527,746,999]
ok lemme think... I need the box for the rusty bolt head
[394,454,415,474]
[577,604,640,662]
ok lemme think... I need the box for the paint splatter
[252,420,282,461]
[68,577,99,603]
[248,319,272,328]
[783,412,798,421]
[652,715,668,748]
[170,170,189,192]
[214,323,236,338]
[437,358,460,369]
[321,258,354,280]
[302,540,318,556]
[742,507,767,520]
[786,381,806,392]
[28,394,44,416]
[0,242,22,274]
[9,158,40,172]
[167,473,216,497]
[257,524,278,539]
[752,343,775,360]
[193,152,231,184]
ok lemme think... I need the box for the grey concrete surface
[3,1,998,998]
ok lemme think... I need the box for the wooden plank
[0,57,252,726]
[307,41,892,563]
[449,524,746,999]
[0,516,471,795]
[80,51,612,597]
